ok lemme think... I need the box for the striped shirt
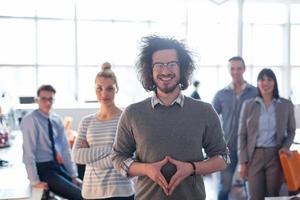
[72,113,134,199]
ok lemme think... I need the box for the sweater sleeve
[202,104,229,160]
[111,107,136,177]
[88,155,113,169]
[72,117,112,165]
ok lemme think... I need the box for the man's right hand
[33,182,48,190]
[143,157,169,195]
[80,140,89,148]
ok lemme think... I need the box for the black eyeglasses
[152,61,179,69]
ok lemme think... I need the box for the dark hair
[136,35,195,91]
[193,80,199,87]
[37,85,56,96]
[95,62,119,91]
[257,68,279,99]
[228,56,246,69]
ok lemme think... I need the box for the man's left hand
[167,156,194,196]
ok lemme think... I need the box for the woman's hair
[95,62,119,91]
[135,35,195,91]
[257,68,279,99]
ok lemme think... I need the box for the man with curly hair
[112,35,229,200]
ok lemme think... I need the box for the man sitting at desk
[21,85,82,200]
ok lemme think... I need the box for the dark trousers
[77,164,86,180]
[36,161,83,200]
[86,195,134,200]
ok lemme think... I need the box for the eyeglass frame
[152,61,179,69]
[37,96,55,103]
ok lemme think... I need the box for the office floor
[204,173,292,200]
[52,175,292,200]
[204,174,247,200]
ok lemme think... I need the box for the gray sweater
[112,97,227,200]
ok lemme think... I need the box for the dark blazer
[238,97,296,164]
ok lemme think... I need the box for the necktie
[48,118,57,163]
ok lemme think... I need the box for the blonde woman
[72,63,134,200]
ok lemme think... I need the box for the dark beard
[156,80,180,94]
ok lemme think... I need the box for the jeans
[36,161,83,200]
[218,150,238,200]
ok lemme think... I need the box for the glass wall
[0,0,299,107]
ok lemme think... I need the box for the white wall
[294,104,300,129]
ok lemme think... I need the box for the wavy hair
[135,35,195,91]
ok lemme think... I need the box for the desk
[0,131,43,200]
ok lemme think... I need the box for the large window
[290,3,300,103]
[0,0,300,108]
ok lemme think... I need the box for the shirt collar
[254,96,280,104]
[228,81,247,91]
[37,109,51,119]
[151,92,184,108]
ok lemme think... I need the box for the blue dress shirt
[256,97,277,147]
[21,109,77,185]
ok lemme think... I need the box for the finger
[158,174,168,190]
[168,172,179,189]
[160,181,169,196]
[168,174,182,195]
[156,177,168,195]
[167,156,178,165]
[159,156,169,166]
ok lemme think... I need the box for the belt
[255,146,277,149]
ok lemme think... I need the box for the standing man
[212,56,257,200]
[111,35,229,200]
[21,85,83,200]
[191,80,201,100]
